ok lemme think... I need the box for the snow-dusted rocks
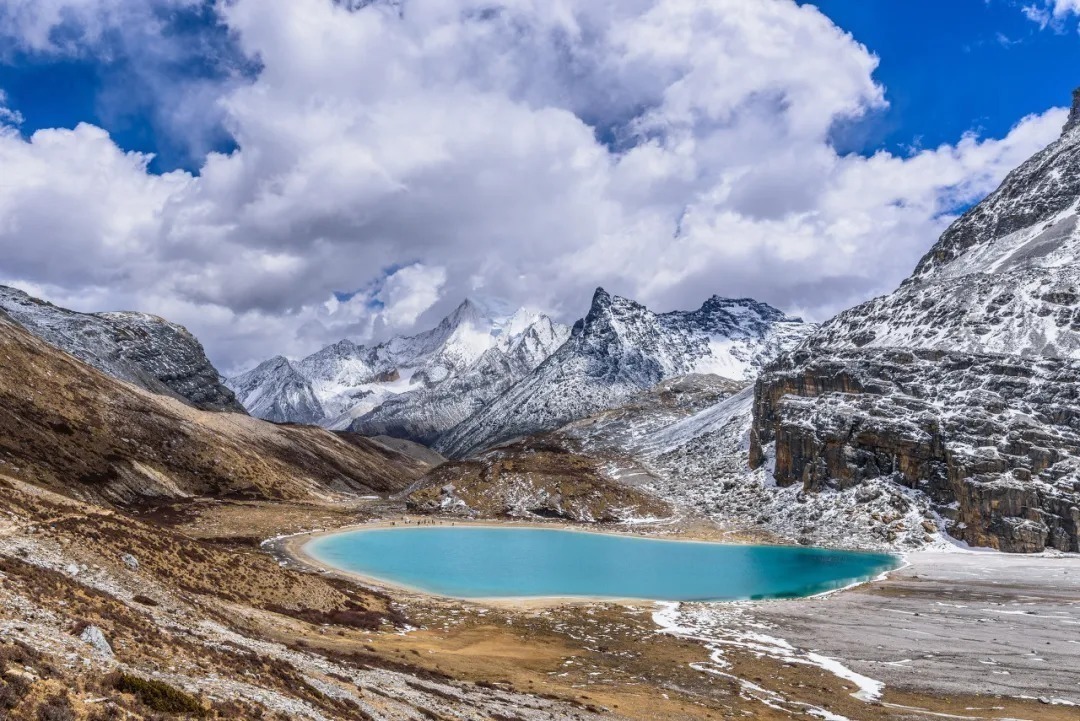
[226,356,325,425]
[349,314,570,444]
[0,286,243,412]
[751,90,1080,553]
[808,96,1080,359]
[434,288,813,457]
[229,299,571,434]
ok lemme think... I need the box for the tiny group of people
[388,518,455,526]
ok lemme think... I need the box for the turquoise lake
[304,527,899,601]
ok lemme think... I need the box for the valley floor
[3,485,1077,720]
[275,507,1080,721]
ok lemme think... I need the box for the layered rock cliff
[750,348,1080,552]
[750,91,1080,552]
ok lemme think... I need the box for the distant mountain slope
[0,309,432,505]
[435,288,813,458]
[0,285,244,412]
[227,355,326,424]
[348,314,569,443]
[228,299,570,430]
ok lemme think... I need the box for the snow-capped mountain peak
[226,355,324,424]
[434,289,813,457]
[230,297,571,431]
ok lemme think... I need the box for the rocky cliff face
[751,92,1080,552]
[0,286,243,412]
[750,348,1080,552]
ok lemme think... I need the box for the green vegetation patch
[113,673,205,716]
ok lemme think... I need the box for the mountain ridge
[0,285,244,413]
[434,287,813,457]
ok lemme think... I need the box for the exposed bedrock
[750,348,1080,552]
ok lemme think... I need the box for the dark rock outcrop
[751,348,1080,552]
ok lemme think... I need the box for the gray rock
[79,625,113,657]
[750,89,1080,553]
[120,553,139,571]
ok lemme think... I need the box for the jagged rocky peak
[230,296,571,429]
[226,355,325,425]
[0,285,243,412]
[1065,86,1080,134]
[434,289,813,458]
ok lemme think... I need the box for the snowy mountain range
[434,289,813,457]
[227,299,572,434]
[229,289,813,456]
[0,285,243,412]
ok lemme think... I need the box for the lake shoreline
[281,517,902,607]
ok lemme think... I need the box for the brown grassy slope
[0,311,432,504]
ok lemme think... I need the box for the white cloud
[1050,0,1080,16]
[0,0,1069,372]
[0,89,23,125]
[1022,0,1080,28]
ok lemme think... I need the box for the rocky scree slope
[405,437,671,523]
[0,285,243,412]
[751,92,1080,552]
[435,288,813,458]
[228,299,569,435]
[0,308,432,505]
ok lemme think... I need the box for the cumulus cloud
[0,0,1069,373]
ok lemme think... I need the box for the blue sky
[0,0,1075,370]
[809,0,1080,154]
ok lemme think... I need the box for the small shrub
[37,692,76,721]
[113,673,205,715]
[0,673,31,710]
